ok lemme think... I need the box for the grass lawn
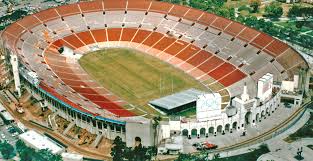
[79,48,207,118]
[283,114,313,143]
[225,0,249,8]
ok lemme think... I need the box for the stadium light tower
[10,54,21,97]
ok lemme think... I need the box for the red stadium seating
[76,31,95,45]
[149,1,173,14]
[237,27,259,42]
[183,8,203,21]
[208,63,236,80]
[61,79,98,87]
[55,4,80,16]
[251,33,273,49]
[79,92,134,117]
[164,40,188,56]
[186,50,212,67]
[142,32,164,46]
[79,1,103,13]
[198,13,216,26]
[107,28,122,41]
[132,30,151,43]
[103,0,126,10]
[45,58,68,67]
[121,28,137,42]
[17,15,41,29]
[53,71,83,80]
[153,36,176,51]
[63,35,85,49]
[48,65,75,74]
[219,69,247,87]
[211,17,231,30]
[127,0,151,11]
[4,23,25,37]
[168,5,189,17]
[224,22,245,37]
[91,29,107,42]
[51,39,65,49]
[39,83,94,115]
[44,51,66,60]
[89,102,133,117]
[175,45,200,60]
[265,39,289,57]
[34,8,59,22]
[197,56,224,73]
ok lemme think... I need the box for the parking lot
[0,121,21,145]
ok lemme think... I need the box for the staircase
[63,121,75,135]
[92,134,103,148]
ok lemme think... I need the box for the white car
[6,125,12,130]
[11,132,19,137]
[1,133,5,139]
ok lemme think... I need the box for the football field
[79,48,207,117]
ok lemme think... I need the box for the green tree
[288,5,313,29]
[264,2,283,18]
[133,143,145,161]
[0,141,15,159]
[206,0,227,12]
[160,0,181,4]
[111,136,126,161]
[288,5,313,19]
[243,15,258,27]
[288,5,301,18]
[34,149,62,161]
[175,153,194,161]
[249,0,261,13]
[16,140,34,161]
[123,147,133,161]
[190,0,209,11]
[16,140,62,161]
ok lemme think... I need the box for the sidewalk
[257,110,313,161]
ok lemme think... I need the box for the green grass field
[79,48,207,117]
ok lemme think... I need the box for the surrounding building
[19,130,65,154]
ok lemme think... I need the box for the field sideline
[78,48,208,118]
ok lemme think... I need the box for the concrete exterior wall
[125,122,154,147]
[27,87,126,142]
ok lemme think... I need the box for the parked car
[1,133,5,139]
[201,142,218,150]
[194,142,218,150]
[11,132,19,137]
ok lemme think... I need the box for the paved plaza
[176,103,300,153]
[257,109,313,161]
[258,138,313,161]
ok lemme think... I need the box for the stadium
[0,0,310,151]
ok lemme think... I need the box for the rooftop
[19,130,64,154]
[149,88,206,110]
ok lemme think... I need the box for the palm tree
[152,116,161,146]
